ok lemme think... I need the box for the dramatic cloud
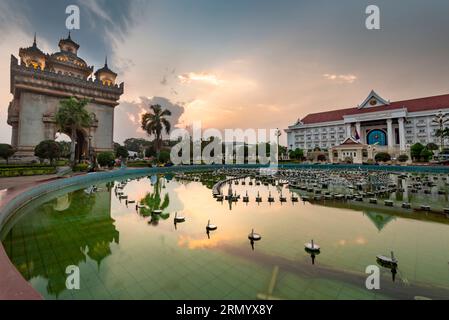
[323,74,357,84]
[2,0,449,146]
[114,96,185,143]
[78,0,114,24]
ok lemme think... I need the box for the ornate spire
[105,55,108,67]
[33,33,37,47]
[68,30,71,40]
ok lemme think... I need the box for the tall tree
[55,97,92,166]
[432,111,449,151]
[141,104,172,160]
[123,138,152,153]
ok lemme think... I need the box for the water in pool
[2,171,449,300]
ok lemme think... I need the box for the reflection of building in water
[363,211,396,232]
[53,193,71,211]
[2,185,119,297]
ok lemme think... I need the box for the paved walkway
[0,174,60,190]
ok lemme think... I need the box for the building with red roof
[285,90,448,162]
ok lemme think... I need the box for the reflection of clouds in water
[336,237,367,246]
[355,236,367,245]
[177,234,231,250]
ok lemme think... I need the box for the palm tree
[139,176,170,225]
[141,104,171,161]
[55,97,92,166]
[432,111,449,152]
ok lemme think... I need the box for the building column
[355,122,361,142]
[387,119,393,153]
[345,123,352,138]
[398,117,406,152]
[11,123,19,148]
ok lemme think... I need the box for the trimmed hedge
[0,164,55,169]
[0,166,56,177]
[73,163,89,172]
[127,161,152,167]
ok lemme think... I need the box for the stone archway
[75,130,88,162]
[57,129,89,163]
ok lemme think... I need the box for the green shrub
[289,148,304,160]
[410,143,425,161]
[34,140,60,164]
[97,152,115,167]
[55,159,69,166]
[0,144,15,164]
[0,166,56,177]
[128,161,151,167]
[398,154,409,162]
[73,163,89,172]
[0,164,54,169]
[115,146,129,159]
[375,152,391,162]
[420,148,433,162]
[158,150,171,163]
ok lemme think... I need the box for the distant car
[164,162,174,167]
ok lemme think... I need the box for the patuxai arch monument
[7,33,124,161]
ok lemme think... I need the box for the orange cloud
[323,73,357,84]
[178,72,223,86]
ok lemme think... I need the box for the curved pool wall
[0,163,448,300]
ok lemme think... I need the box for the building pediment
[358,90,390,109]
[340,137,362,145]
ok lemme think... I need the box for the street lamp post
[275,128,282,160]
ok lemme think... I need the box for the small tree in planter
[97,152,115,168]
[375,152,391,163]
[34,140,60,165]
[158,150,171,164]
[420,148,433,162]
[0,144,15,164]
[116,146,129,167]
[398,154,409,163]
[410,143,425,161]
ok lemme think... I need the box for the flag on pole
[354,128,360,141]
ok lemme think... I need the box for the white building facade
[285,91,449,158]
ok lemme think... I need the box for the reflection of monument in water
[363,211,396,232]
[2,185,119,297]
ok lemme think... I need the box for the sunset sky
[1,0,449,145]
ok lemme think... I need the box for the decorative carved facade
[7,33,124,160]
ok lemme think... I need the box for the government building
[285,91,449,163]
[7,33,124,161]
